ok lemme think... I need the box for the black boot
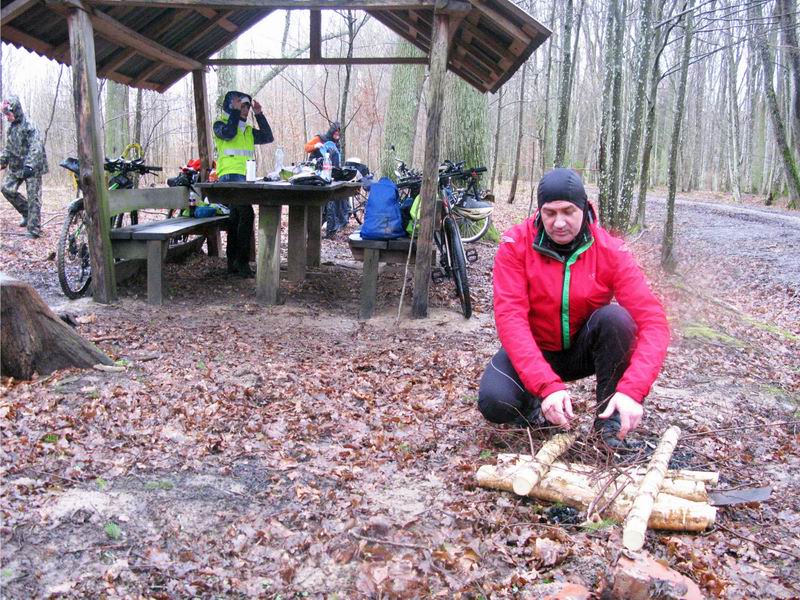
[593,414,630,451]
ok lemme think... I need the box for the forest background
[1,0,798,245]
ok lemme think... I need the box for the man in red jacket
[479,168,669,448]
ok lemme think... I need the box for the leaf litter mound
[1,188,799,598]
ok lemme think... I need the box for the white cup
[246,160,256,182]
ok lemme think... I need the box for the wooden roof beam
[85,0,437,9]
[1,24,57,56]
[1,0,40,23]
[50,1,203,71]
[206,56,430,66]
[193,7,238,32]
[130,8,245,86]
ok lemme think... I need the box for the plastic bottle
[321,149,333,182]
[274,147,285,171]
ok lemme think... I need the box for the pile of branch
[476,426,717,543]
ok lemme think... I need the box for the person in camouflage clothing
[1,95,48,238]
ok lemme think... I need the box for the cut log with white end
[623,425,682,551]
[512,432,577,496]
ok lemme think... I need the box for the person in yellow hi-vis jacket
[213,90,274,278]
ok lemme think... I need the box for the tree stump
[0,274,113,379]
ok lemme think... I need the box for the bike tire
[351,189,367,224]
[444,217,472,318]
[57,200,92,299]
[454,213,491,243]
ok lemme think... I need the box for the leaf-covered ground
[1,186,798,598]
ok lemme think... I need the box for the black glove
[22,164,35,179]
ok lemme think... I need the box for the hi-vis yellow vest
[214,114,255,177]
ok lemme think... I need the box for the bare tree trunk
[662,3,694,272]
[607,0,626,228]
[104,80,130,157]
[752,1,800,207]
[380,41,426,177]
[338,10,356,156]
[777,0,800,151]
[598,0,619,221]
[553,0,573,167]
[725,33,742,202]
[688,57,706,191]
[215,42,238,112]
[508,63,528,203]
[134,88,143,146]
[491,87,504,190]
[540,0,557,173]
[619,0,655,228]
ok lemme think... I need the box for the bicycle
[397,161,485,318]
[56,151,162,298]
[393,152,493,244]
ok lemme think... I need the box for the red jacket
[493,216,669,403]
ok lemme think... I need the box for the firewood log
[512,432,577,496]
[476,462,716,532]
[623,425,682,550]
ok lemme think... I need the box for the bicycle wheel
[444,217,472,318]
[57,200,92,299]
[453,212,491,243]
[350,188,367,224]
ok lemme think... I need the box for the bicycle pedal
[465,248,479,263]
[431,268,446,284]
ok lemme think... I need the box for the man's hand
[598,392,643,439]
[22,164,34,179]
[541,390,574,428]
[314,142,324,149]
[252,99,262,114]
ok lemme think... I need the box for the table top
[196,180,361,206]
[197,180,361,192]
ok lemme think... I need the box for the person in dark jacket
[478,168,670,448]
[1,95,48,238]
[305,122,346,238]
[213,90,274,277]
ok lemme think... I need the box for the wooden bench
[348,232,418,320]
[107,187,229,305]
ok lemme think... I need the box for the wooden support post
[412,12,450,318]
[192,69,213,180]
[309,10,321,61]
[287,204,307,282]
[359,248,380,320]
[67,5,116,303]
[256,205,281,305]
[146,240,166,305]
[306,204,322,268]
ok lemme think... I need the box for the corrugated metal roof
[0,1,549,94]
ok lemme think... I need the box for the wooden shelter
[1,0,550,314]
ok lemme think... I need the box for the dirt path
[1,190,798,598]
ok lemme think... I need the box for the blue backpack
[360,177,406,240]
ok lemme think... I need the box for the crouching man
[478,168,670,448]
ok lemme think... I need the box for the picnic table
[196,180,361,304]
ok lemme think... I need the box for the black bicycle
[57,155,162,299]
[397,161,485,318]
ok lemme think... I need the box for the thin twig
[349,531,429,551]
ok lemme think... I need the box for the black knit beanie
[537,168,588,211]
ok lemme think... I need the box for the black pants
[478,304,637,424]
[227,204,254,269]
